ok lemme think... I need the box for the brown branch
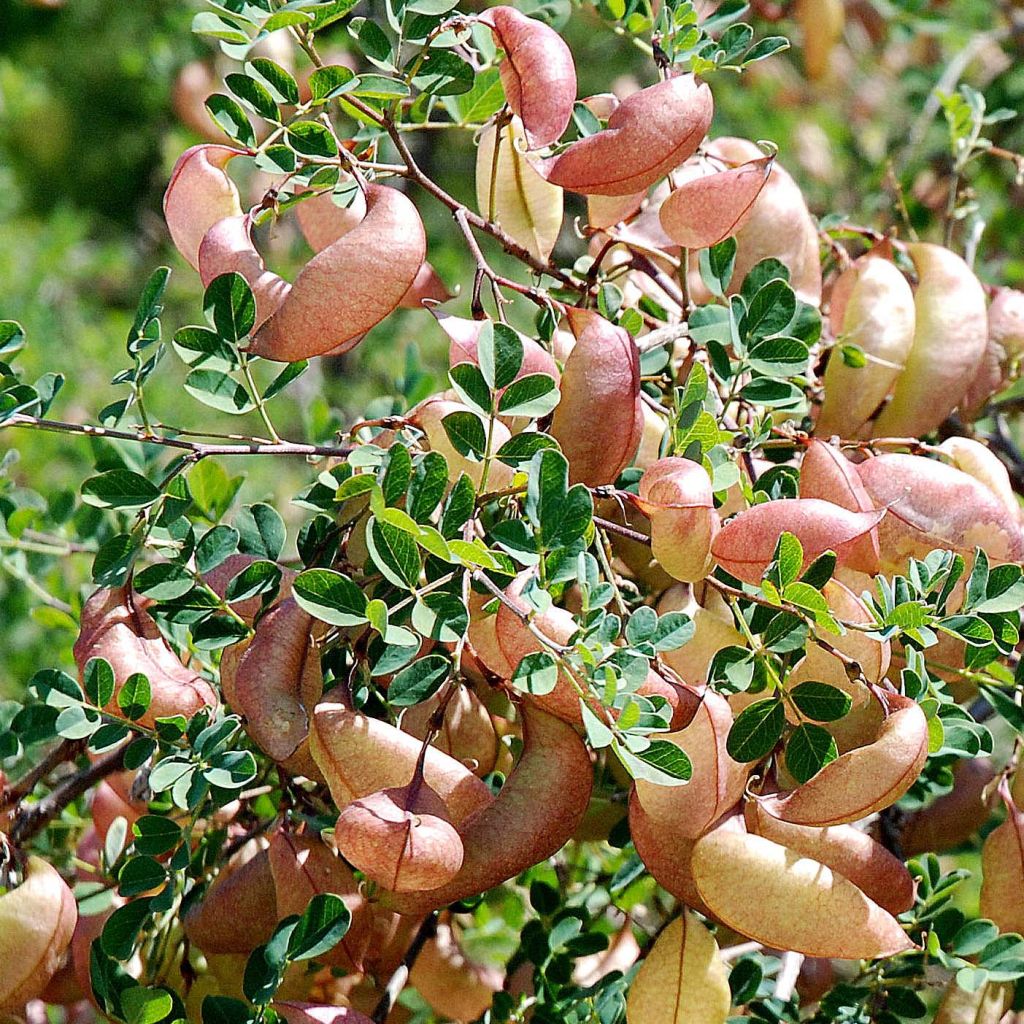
[0,739,81,812]
[371,912,438,1024]
[10,744,128,845]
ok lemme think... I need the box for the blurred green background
[0,0,1022,693]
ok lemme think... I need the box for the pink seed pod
[295,188,449,310]
[637,457,718,582]
[857,452,1024,573]
[817,251,916,438]
[962,285,1024,417]
[658,154,773,249]
[704,137,822,305]
[546,75,714,197]
[274,1005,373,1024]
[198,214,292,332]
[479,6,577,148]
[549,308,643,485]
[163,144,245,270]
[711,498,882,584]
[249,184,426,362]
[872,243,987,438]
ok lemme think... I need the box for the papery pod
[659,155,772,249]
[597,496,675,594]
[334,781,464,892]
[817,252,916,438]
[267,830,373,974]
[690,829,914,959]
[574,919,641,986]
[182,839,278,954]
[938,437,1019,519]
[657,585,746,687]
[744,800,914,916]
[979,783,1024,935]
[988,287,1024,363]
[198,213,292,331]
[219,597,323,778]
[796,0,845,80]
[933,979,1014,1024]
[799,439,876,516]
[0,857,78,1011]
[818,578,890,684]
[635,401,669,471]
[760,690,928,827]
[410,395,515,490]
[274,1004,374,1024]
[163,144,244,270]
[310,704,495,824]
[872,244,988,437]
[546,75,713,197]
[383,703,593,915]
[705,137,822,305]
[549,307,643,486]
[250,184,426,362]
[91,771,145,842]
[637,457,719,583]
[441,311,560,387]
[710,498,882,584]
[492,571,580,724]
[408,921,504,1023]
[858,453,1024,572]
[466,588,515,680]
[625,910,731,1024]
[74,587,218,729]
[476,118,564,266]
[479,6,576,148]
[634,688,747,837]
[588,189,646,230]
[902,757,995,856]
[400,686,502,777]
[963,285,1024,414]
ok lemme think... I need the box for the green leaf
[117,673,152,722]
[246,58,300,104]
[746,336,810,377]
[389,654,451,706]
[767,531,804,589]
[411,50,475,96]
[204,94,256,147]
[118,855,167,898]
[492,323,526,390]
[727,699,784,762]
[191,11,251,44]
[411,592,468,643]
[497,374,559,418]
[634,739,693,782]
[440,474,475,539]
[84,657,115,708]
[56,705,101,740]
[101,898,153,960]
[407,451,448,523]
[785,722,838,783]
[237,502,286,560]
[173,326,238,372]
[288,121,338,157]
[132,816,182,857]
[368,517,421,588]
[196,525,240,573]
[789,681,852,722]
[293,569,368,626]
[287,892,352,961]
[441,410,487,459]
[494,431,559,468]
[699,238,737,297]
[122,987,173,1024]
[134,562,195,602]
[350,74,410,100]
[225,72,280,120]
[449,362,492,415]
[204,273,256,343]
[184,369,255,414]
[308,64,357,102]
[82,470,160,510]
[510,651,559,696]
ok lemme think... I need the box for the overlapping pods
[549,308,643,486]
[546,75,713,197]
[636,457,718,583]
[962,285,1024,415]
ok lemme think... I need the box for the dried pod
[760,690,928,827]
[400,686,502,777]
[250,184,426,362]
[334,781,464,892]
[409,921,504,1023]
[310,704,495,824]
[937,437,1019,519]
[476,117,563,263]
[384,704,593,914]
[574,919,641,986]
[902,758,995,857]
[74,587,217,728]
[634,688,747,838]
[796,0,845,80]
[705,137,821,305]
[637,457,718,583]
[744,800,914,916]
[873,244,988,438]
[817,252,916,438]
[274,1004,374,1024]
[656,585,746,687]
[690,829,914,959]
[198,214,292,331]
[659,155,772,249]
[479,6,576,148]
[979,786,1024,935]
[711,498,882,584]
[625,910,731,1024]
[550,308,643,486]
[933,978,1014,1024]
[858,453,1024,573]
[0,856,78,1011]
[546,75,713,197]
[163,144,244,270]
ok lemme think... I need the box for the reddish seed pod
[479,6,577,148]
[659,155,773,249]
[249,184,426,362]
[546,75,713,196]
